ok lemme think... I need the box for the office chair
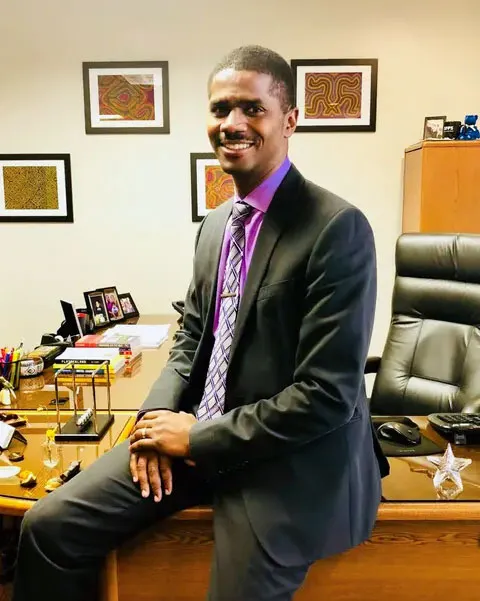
[368,233,480,415]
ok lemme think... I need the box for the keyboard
[428,413,480,444]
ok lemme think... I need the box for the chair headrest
[396,233,480,284]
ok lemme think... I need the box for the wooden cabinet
[402,140,480,233]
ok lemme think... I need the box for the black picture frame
[118,293,139,318]
[423,115,446,140]
[83,290,110,330]
[0,154,73,223]
[443,120,461,140]
[190,152,234,222]
[96,286,124,322]
[82,61,170,134]
[290,58,378,132]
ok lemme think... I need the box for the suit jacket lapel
[201,199,232,327]
[229,166,304,362]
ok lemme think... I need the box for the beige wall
[0,0,479,353]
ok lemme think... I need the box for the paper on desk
[109,324,170,349]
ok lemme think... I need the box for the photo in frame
[82,61,170,134]
[443,120,461,140]
[190,153,234,222]
[0,154,73,223]
[119,293,139,318]
[83,290,110,329]
[423,115,446,140]
[290,59,378,132]
[96,286,124,322]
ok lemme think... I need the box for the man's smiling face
[207,69,296,194]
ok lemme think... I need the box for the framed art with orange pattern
[82,61,170,134]
[290,59,378,132]
[0,154,73,222]
[190,153,234,222]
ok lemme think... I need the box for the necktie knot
[231,201,252,226]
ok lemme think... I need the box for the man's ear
[284,107,298,138]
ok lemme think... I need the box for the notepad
[109,324,170,349]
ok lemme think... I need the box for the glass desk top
[0,411,134,506]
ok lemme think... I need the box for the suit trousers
[12,440,311,601]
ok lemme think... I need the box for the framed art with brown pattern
[0,154,73,222]
[290,59,378,132]
[190,153,234,222]
[82,61,170,134]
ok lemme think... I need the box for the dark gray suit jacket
[141,165,389,566]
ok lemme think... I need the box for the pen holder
[0,359,22,391]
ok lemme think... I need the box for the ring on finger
[142,427,147,439]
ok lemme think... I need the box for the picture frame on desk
[96,286,124,322]
[0,154,73,223]
[290,58,378,132]
[119,293,139,318]
[82,61,170,134]
[190,153,234,222]
[83,290,110,329]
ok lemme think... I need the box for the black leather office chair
[368,233,480,415]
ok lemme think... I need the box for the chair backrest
[370,233,480,415]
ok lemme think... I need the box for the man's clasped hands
[129,410,197,503]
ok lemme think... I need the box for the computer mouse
[377,421,421,446]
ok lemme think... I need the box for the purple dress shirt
[213,157,291,334]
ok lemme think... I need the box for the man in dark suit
[13,45,388,601]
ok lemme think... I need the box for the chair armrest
[365,356,381,374]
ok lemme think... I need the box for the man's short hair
[208,45,295,113]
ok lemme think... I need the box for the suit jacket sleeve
[189,206,376,469]
[138,223,205,414]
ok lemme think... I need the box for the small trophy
[54,360,114,442]
[427,444,472,500]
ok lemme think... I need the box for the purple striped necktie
[196,201,252,421]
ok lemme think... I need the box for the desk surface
[381,416,480,503]
[1,313,480,515]
[1,413,480,516]
[0,411,134,515]
[6,314,177,412]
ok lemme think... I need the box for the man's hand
[130,411,197,457]
[129,451,172,503]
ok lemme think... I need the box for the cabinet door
[421,145,480,233]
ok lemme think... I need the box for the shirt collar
[233,157,291,214]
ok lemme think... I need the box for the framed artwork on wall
[290,58,378,132]
[0,154,73,223]
[190,153,234,222]
[82,61,170,134]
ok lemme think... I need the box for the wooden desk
[105,418,480,601]
[5,314,177,412]
[2,322,480,599]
